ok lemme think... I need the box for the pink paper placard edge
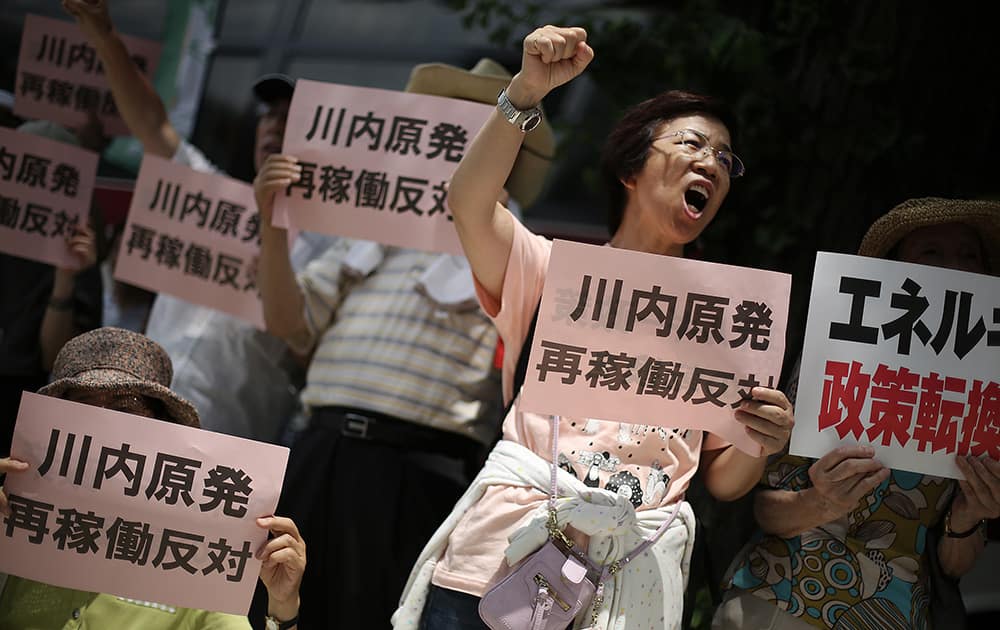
[113,155,267,328]
[15,14,162,136]
[519,239,792,455]
[0,392,289,615]
[0,126,98,268]
[273,79,494,254]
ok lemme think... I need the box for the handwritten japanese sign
[790,252,1000,478]
[15,14,162,137]
[0,126,98,268]
[518,240,792,454]
[0,392,289,615]
[114,155,267,328]
[273,79,493,254]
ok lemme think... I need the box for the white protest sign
[790,252,1000,478]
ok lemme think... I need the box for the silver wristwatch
[496,88,542,132]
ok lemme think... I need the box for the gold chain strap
[545,508,575,549]
[587,558,624,627]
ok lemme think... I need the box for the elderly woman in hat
[0,327,306,630]
[394,25,796,630]
[714,197,1000,630]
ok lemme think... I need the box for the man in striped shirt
[252,60,554,629]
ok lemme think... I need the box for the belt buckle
[342,413,371,439]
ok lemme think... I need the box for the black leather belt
[311,406,480,462]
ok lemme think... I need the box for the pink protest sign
[15,14,162,136]
[0,126,98,268]
[0,392,289,615]
[114,155,268,328]
[518,240,792,455]
[790,252,1000,479]
[273,79,494,254]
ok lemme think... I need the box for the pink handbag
[477,533,598,630]
[478,415,680,630]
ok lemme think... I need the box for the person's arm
[448,25,593,302]
[252,155,313,351]
[0,457,30,517]
[700,387,795,501]
[937,456,998,577]
[753,445,889,537]
[256,516,305,629]
[39,225,98,370]
[62,0,180,158]
[700,446,767,502]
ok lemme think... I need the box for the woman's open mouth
[683,184,709,219]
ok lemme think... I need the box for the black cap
[252,73,295,104]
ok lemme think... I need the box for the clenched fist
[506,25,594,110]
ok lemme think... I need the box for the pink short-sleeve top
[431,215,730,596]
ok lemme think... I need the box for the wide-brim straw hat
[38,327,200,428]
[858,197,1000,273]
[405,58,556,209]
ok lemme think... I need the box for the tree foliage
[447,0,999,351]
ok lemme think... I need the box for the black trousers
[249,408,476,630]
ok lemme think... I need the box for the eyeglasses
[653,129,745,178]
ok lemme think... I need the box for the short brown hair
[599,90,738,235]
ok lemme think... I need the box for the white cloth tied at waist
[392,438,695,630]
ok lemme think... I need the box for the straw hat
[38,327,200,428]
[858,197,1000,273]
[405,58,556,208]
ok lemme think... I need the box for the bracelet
[944,510,985,538]
[265,613,298,630]
[47,296,74,311]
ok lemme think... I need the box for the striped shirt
[296,244,502,445]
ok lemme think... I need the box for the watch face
[521,112,542,132]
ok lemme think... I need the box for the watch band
[496,88,543,133]
[265,614,298,630]
[945,511,984,538]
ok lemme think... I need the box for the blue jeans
[419,585,489,630]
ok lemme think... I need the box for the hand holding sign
[0,457,30,517]
[253,154,301,227]
[734,387,795,456]
[805,445,891,523]
[256,515,306,621]
[60,223,97,271]
[61,0,113,40]
[510,26,595,107]
[952,456,1000,531]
